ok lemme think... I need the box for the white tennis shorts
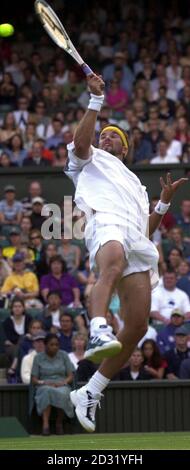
[85,213,159,288]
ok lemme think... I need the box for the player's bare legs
[84,240,126,362]
[71,271,151,431]
[99,270,151,377]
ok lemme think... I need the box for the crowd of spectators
[0,0,190,399]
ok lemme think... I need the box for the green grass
[0,433,189,450]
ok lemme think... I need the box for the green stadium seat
[26,308,43,318]
[0,308,10,322]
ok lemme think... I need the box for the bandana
[100,126,128,149]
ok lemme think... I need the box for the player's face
[99,130,125,160]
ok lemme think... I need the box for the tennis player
[65,73,187,432]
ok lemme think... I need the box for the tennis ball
[0,24,14,37]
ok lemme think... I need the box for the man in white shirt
[21,331,45,384]
[150,269,190,325]
[151,139,180,164]
[65,73,187,433]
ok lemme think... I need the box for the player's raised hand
[87,73,105,95]
[160,172,188,203]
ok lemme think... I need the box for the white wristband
[88,93,104,112]
[155,200,171,215]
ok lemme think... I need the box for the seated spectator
[68,332,87,370]
[30,197,46,230]
[157,308,186,355]
[21,330,46,384]
[179,358,190,379]
[162,226,190,260]
[141,339,167,379]
[0,152,18,167]
[176,260,190,298]
[131,127,153,164]
[23,141,51,166]
[118,348,152,380]
[29,229,44,262]
[150,269,190,325]
[3,297,32,367]
[165,325,190,379]
[1,252,39,303]
[57,236,81,276]
[3,226,22,260]
[52,143,68,168]
[18,318,44,362]
[175,199,190,241]
[41,291,64,332]
[5,133,27,166]
[58,313,75,353]
[20,216,32,244]
[0,247,12,287]
[0,112,20,146]
[21,181,45,217]
[35,242,58,278]
[0,185,23,227]
[40,255,81,307]
[31,333,74,435]
[151,139,180,164]
[106,78,128,118]
[167,248,184,274]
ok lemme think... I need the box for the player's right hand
[87,73,105,95]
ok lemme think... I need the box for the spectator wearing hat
[30,197,46,230]
[0,185,23,226]
[0,252,39,302]
[21,331,46,384]
[165,325,190,379]
[2,226,22,260]
[157,308,186,354]
[21,181,45,217]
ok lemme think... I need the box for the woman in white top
[69,333,88,370]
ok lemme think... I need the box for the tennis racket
[34,0,93,76]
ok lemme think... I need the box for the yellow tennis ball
[0,24,14,37]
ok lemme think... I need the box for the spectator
[165,325,190,379]
[150,270,190,325]
[57,236,81,276]
[141,339,167,379]
[41,291,64,332]
[21,331,46,385]
[1,252,39,302]
[30,197,46,230]
[131,127,153,163]
[58,313,75,353]
[21,181,45,216]
[3,297,32,365]
[175,200,190,241]
[68,332,87,369]
[0,185,23,226]
[31,333,74,435]
[40,255,81,307]
[3,226,22,260]
[157,308,186,355]
[118,348,152,380]
[5,133,27,166]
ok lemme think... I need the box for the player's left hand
[160,172,188,203]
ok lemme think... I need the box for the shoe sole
[84,340,122,363]
[70,391,95,433]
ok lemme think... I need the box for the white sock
[90,317,107,336]
[86,371,110,395]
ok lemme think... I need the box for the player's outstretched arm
[149,172,188,236]
[73,73,104,160]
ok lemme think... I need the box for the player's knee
[100,263,123,285]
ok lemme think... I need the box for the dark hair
[141,339,163,369]
[10,297,26,315]
[44,333,59,346]
[49,255,67,272]
[47,290,62,299]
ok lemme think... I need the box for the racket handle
[81,63,93,76]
